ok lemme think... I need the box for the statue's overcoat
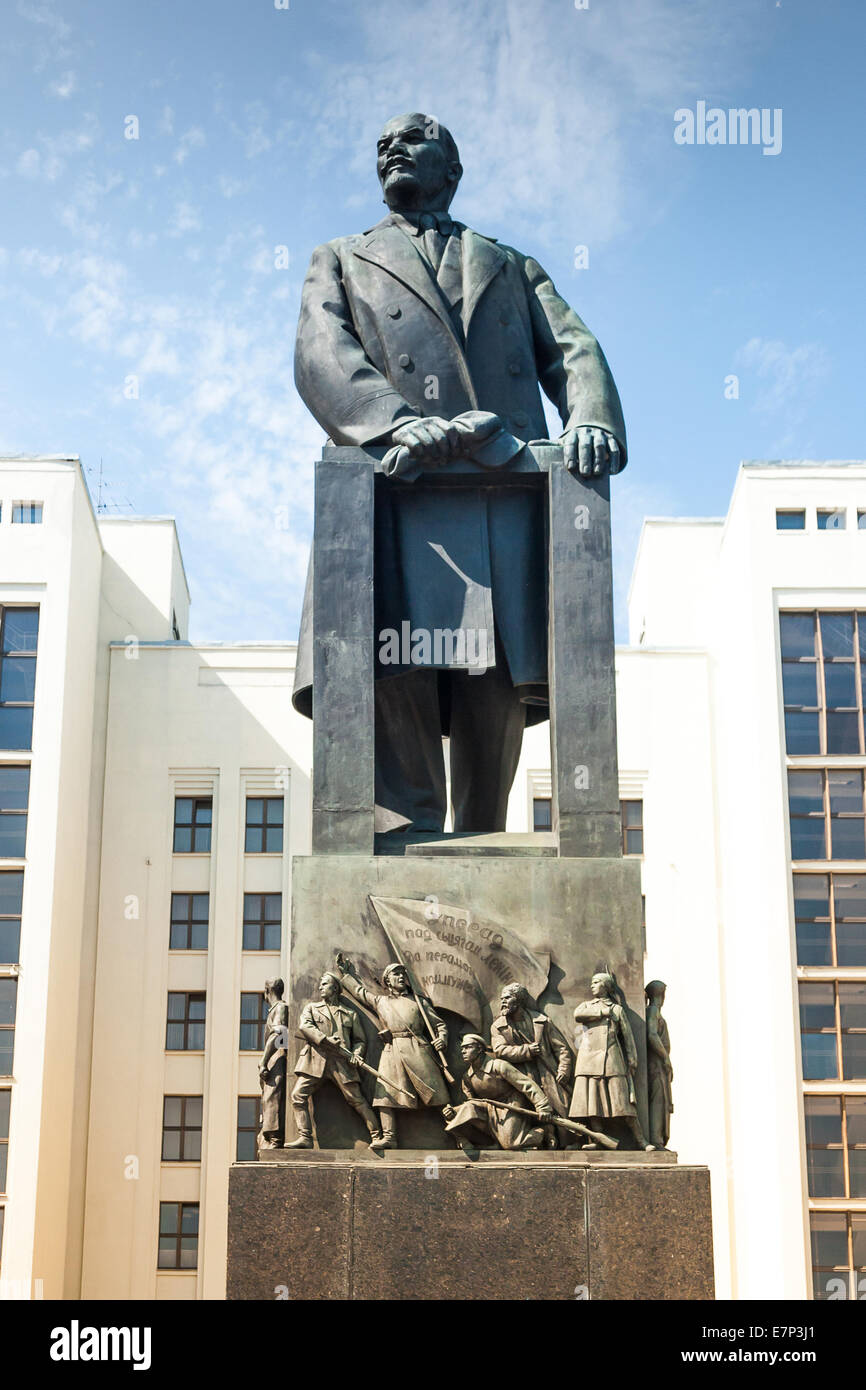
[292,215,626,727]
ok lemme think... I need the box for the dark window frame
[794,872,866,968]
[799,980,866,1081]
[239,992,269,1051]
[810,1211,866,1300]
[781,610,866,757]
[0,607,39,752]
[161,1095,203,1162]
[172,797,212,854]
[532,796,552,832]
[165,992,206,1052]
[11,502,43,525]
[620,799,644,856]
[157,1200,199,1270]
[242,893,282,952]
[244,797,284,854]
[236,1095,260,1160]
[169,892,209,951]
[776,509,806,531]
[0,870,23,966]
[788,769,866,862]
[0,1088,9,1194]
[0,977,16,1076]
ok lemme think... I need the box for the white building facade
[0,456,863,1301]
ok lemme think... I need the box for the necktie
[417,212,453,272]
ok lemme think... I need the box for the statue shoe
[367,1131,384,1149]
[371,1133,396,1149]
[284,1135,313,1149]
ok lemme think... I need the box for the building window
[169,893,209,950]
[0,978,16,1075]
[817,508,846,531]
[157,1201,199,1269]
[799,980,866,1080]
[532,797,551,831]
[237,1096,260,1160]
[620,799,644,855]
[11,503,42,525]
[810,1212,866,1300]
[858,510,866,531]
[776,509,806,531]
[781,611,866,757]
[165,992,206,1051]
[244,797,283,854]
[805,1095,866,1200]
[161,1096,203,1162]
[0,608,38,752]
[242,893,281,951]
[0,872,23,965]
[0,1089,9,1193]
[173,797,212,853]
[239,992,268,1051]
[788,770,866,861]
[0,767,29,859]
[794,873,866,967]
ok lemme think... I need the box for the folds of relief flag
[367,895,550,1028]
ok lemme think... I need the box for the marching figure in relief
[645,979,674,1151]
[443,1034,552,1149]
[287,971,383,1150]
[334,952,451,1148]
[570,973,650,1150]
[258,977,289,1150]
[490,981,572,1146]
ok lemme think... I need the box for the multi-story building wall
[1,455,863,1301]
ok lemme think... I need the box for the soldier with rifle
[288,971,384,1149]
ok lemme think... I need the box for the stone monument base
[226,1152,714,1300]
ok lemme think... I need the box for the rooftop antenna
[97,457,104,513]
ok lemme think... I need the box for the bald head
[376,112,462,213]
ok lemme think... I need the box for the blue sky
[1,0,864,639]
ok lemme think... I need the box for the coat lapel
[460,228,507,336]
[353,220,453,330]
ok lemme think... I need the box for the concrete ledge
[227,1156,713,1301]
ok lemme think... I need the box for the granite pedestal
[227,1150,714,1300]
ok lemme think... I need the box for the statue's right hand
[392,416,460,466]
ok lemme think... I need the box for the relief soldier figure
[258,977,289,1150]
[287,971,383,1150]
[334,952,451,1147]
[570,973,649,1150]
[292,111,627,833]
[645,979,674,1151]
[491,981,572,1146]
[443,1034,551,1150]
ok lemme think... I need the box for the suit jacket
[292,216,626,723]
[572,1000,637,1078]
[294,998,367,1080]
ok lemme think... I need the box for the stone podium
[226,442,715,1300]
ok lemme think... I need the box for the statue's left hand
[561,426,623,477]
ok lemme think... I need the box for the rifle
[477,1097,618,1150]
[294,1030,415,1102]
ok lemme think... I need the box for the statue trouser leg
[335,1075,383,1143]
[449,640,526,832]
[285,1076,316,1148]
[378,1108,397,1147]
[374,670,447,832]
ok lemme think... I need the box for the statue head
[263,977,284,1003]
[382,962,410,995]
[590,972,615,999]
[460,1033,487,1064]
[645,979,666,1006]
[319,971,341,1002]
[376,112,462,214]
[500,981,528,1017]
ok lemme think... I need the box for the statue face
[590,975,610,999]
[501,989,520,1016]
[319,975,338,1000]
[376,114,456,210]
[460,1039,483,1063]
[389,968,409,993]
